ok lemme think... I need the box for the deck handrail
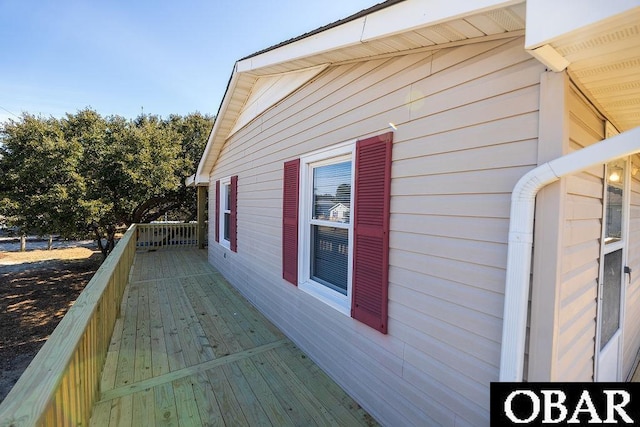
[0,225,138,427]
[135,222,198,249]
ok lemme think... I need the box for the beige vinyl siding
[623,153,640,379]
[554,87,605,381]
[208,37,544,426]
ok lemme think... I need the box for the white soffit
[236,0,524,75]
[360,0,522,41]
[229,65,328,137]
[525,0,640,49]
[539,7,640,131]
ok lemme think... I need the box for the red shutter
[282,159,300,285]
[215,180,220,243]
[230,175,238,252]
[351,132,393,334]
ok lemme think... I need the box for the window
[215,175,237,252]
[221,178,231,246]
[605,160,624,244]
[299,144,355,314]
[600,249,623,350]
[311,159,352,294]
[594,157,631,380]
[282,132,392,333]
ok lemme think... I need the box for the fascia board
[361,0,523,41]
[236,17,366,73]
[194,173,210,186]
[237,0,523,73]
[185,173,209,187]
[195,117,221,180]
[195,65,240,179]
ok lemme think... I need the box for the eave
[195,0,526,181]
[525,3,640,132]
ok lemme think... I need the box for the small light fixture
[609,166,623,183]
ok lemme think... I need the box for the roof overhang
[195,0,527,179]
[185,173,208,187]
[524,1,640,132]
[236,0,523,75]
[197,0,640,180]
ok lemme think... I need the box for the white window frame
[594,157,630,380]
[298,140,356,316]
[219,176,231,250]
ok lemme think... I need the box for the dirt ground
[0,247,102,403]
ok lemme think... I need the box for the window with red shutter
[282,159,300,285]
[215,180,220,243]
[351,132,392,334]
[217,176,237,251]
[297,142,355,314]
[230,175,238,252]
[287,133,391,332]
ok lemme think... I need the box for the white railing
[135,222,198,249]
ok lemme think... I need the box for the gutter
[500,125,640,382]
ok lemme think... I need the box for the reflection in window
[308,158,352,295]
[313,161,351,223]
[600,249,622,350]
[605,161,624,243]
[221,182,231,243]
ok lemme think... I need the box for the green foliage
[0,109,213,239]
[0,114,88,237]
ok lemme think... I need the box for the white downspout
[500,126,640,382]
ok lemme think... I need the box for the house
[328,203,349,221]
[190,0,640,425]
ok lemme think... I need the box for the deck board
[191,371,225,426]
[90,249,377,426]
[149,283,170,378]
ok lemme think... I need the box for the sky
[0,0,378,123]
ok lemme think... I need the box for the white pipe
[500,126,640,382]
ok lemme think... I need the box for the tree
[1,109,214,258]
[163,112,214,221]
[335,183,351,204]
[0,113,89,241]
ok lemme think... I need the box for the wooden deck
[89,249,376,426]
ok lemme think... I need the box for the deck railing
[0,225,138,427]
[135,222,198,249]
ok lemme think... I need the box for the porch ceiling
[550,8,640,132]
